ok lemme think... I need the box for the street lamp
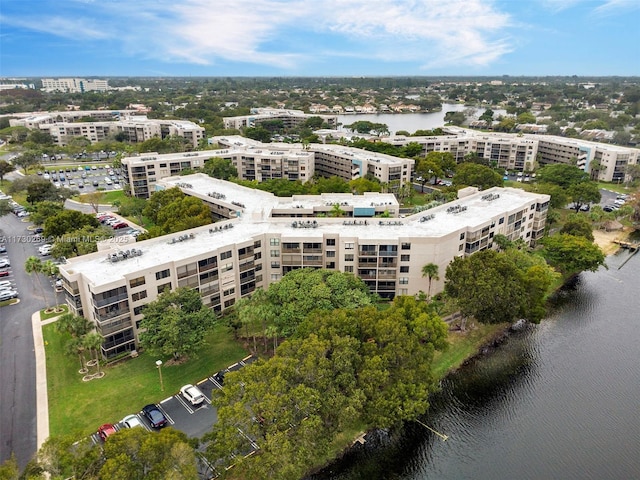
[156,360,164,391]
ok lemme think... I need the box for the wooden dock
[613,240,639,251]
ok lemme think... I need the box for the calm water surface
[311,252,640,480]
[337,104,505,135]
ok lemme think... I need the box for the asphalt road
[0,213,57,469]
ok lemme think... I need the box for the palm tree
[55,312,92,338]
[24,256,48,309]
[66,336,88,374]
[329,203,346,217]
[421,263,440,301]
[83,332,104,373]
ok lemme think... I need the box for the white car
[39,244,53,255]
[120,414,143,429]
[0,281,15,290]
[0,259,10,268]
[180,384,205,406]
[0,289,18,301]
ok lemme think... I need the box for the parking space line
[156,404,175,425]
[175,394,195,414]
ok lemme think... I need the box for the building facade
[41,78,109,93]
[223,108,338,130]
[59,174,549,359]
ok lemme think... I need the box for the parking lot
[89,355,259,470]
[39,163,124,194]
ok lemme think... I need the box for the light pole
[156,360,164,391]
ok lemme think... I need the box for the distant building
[41,78,109,93]
[223,108,338,130]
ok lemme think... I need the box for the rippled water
[311,252,640,480]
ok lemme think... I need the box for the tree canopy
[139,287,216,360]
[141,187,211,238]
[203,157,238,180]
[536,163,589,188]
[540,233,606,275]
[206,296,447,478]
[452,163,503,190]
[445,249,558,324]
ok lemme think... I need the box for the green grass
[595,181,638,194]
[44,322,248,438]
[76,190,126,205]
[431,322,509,378]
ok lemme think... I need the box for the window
[459,244,464,251]
[220,250,233,260]
[155,269,170,281]
[134,306,144,316]
[271,261,280,268]
[401,242,411,250]
[401,254,410,262]
[400,266,409,273]
[326,250,336,258]
[345,242,354,250]
[224,298,236,308]
[157,283,171,294]
[499,217,505,225]
[270,250,280,257]
[223,288,235,296]
[344,266,354,273]
[198,256,217,271]
[345,254,354,262]
[270,273,281,281]
[270,238,280,246]
[129,276,145,288]
[254,240,262,248]
[459,232,465,240]
[326,238,336,246]
[399,277,409,285]
[221,263,233,273]
[131,290,147,302]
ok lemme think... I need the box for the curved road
[0,213,54,469]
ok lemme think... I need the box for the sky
[0,0,639,77]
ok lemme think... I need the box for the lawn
[77,190,126,205]
[40,304,68,321]
[431,322,509,378]
[43,322,248,438]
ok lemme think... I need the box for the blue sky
[1,0,639,77]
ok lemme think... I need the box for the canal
[311,251,640,480]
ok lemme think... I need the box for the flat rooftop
[60,184,545,289]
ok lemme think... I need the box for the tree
[568,181,601,212]
[349,177,381,194]
[139,287,215,361]
[237,269,373,337]
[12,151,40,174]
[0,200,11,217]
[415,157,443,191]
[561,214,595,241]
[0,454,19,480]
[25,256,53,309]
[540,234,606,275]
[453,163,503,190]
[479,108,494,122]
[0,160,14,182]
[83,191,105,214]
[421,263,440,300]
[28,200,64,225]
[25,179,60,204]
[516,111,536,124]
[536,164,588,188]
[444,249,553,324]
[203,157,238,180]
[44,209,99,237]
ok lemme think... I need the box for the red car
[112,222,129,229]
[0,270,9,278]
[97,423,117,441]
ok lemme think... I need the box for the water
[311,252,640,480]
[337,104,506,135]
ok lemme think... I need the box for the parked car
[38,244,53,256]
[97,423,117,441]
[0,290,18,301]
[141,404,167,428]
[33,227,44,235]
[112,222,129,229]
[0,270,10,278]
[0,259,10,268]
[213,371,225,385]
[93,180,99,187]
[120,414,143,429]
[0,245,6,253]
[180,384,205,406]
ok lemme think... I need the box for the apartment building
[386,129,638,182]
[123,136,414,198]
[41,78,109,93]
[59,174,549,359]
[10,112,205,149]
[223,108,338,130]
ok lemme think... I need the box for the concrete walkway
[32,311,62,450]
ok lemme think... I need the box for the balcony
[92,292,128,308]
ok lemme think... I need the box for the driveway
[0,213,53,469]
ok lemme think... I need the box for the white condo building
[59,174,549,359]
[223,108,338,130]
[41,78,109,93]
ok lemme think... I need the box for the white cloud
[0,14,108,40]
[593,0,640,15]
[4,0,516,70]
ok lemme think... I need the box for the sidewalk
[32,311,56,450]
